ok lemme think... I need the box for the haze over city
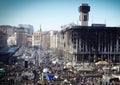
[0,0,120,31]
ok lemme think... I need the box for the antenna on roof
[77,20,79,25]
[92,15,94,24]
[104,19,106,26]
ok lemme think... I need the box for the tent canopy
[43,68,49,73]
[45,74,54,81]
[0,68,6,73]
[95,61,109,65]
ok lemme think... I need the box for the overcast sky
[0,0,120,31]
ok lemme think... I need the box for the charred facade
[61,26,120,63]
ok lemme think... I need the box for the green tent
[0,68,6,73]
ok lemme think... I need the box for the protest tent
[45,74,54,81]
[95,61,109,65]
[43,68,49,73]
[0,68,6,73]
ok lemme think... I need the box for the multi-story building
[7,32,17,46]
[61,25,120,63]
[32,30,41,48]
[16,27,27,47]
[55,32,64,57]
[32,29,59,51]
[0,26,7,50]
[0,25,17,47]
[19,24,34,35]
[60,3,120,63]
[27,34,32,48]
[0,25,15,36]
[6,26,16,37]
[41,30,59,51]
[18,24,34,48]
[50,30,58,49]
[41,31,50,51]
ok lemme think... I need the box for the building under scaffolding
[61,25,120,63]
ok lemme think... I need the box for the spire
[40,25,42,32]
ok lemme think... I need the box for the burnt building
[60,3,120,63]
[61,25,120,63]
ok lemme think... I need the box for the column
[72,55,75,63]
[75,54,77,63]
[118,55,120,62]
[79,36,81,52]
[104,32,106,52]
[76,37,78,53]
[116,36,119,52]
[98,33,100,52]
[110,33,112,52]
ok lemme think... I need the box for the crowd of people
[0,49,120,85]
[35,58,106,85]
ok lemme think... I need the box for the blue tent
[45,74,54,81]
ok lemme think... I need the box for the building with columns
[60,3,120,63]
[61,26,120,63]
